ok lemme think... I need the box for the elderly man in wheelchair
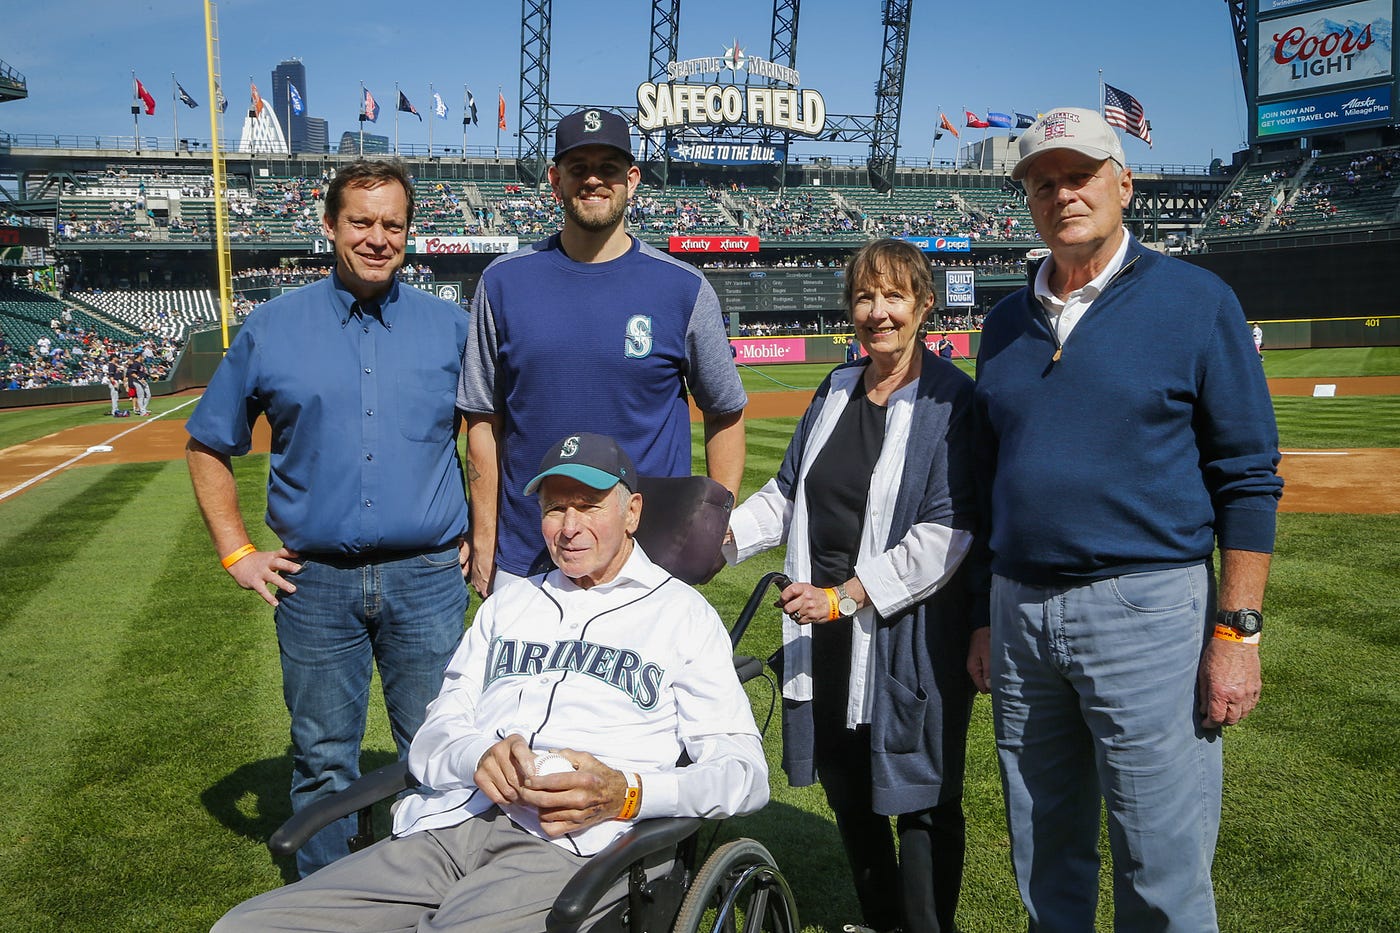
[215,432,794,933]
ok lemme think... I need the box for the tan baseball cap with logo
[1011,107,1126,181]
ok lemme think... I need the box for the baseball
[532,751,576,778]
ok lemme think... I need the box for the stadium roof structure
[0,58,28,104]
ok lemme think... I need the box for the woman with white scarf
[724,239,986,933]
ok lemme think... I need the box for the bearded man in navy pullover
[970,108,1282,932]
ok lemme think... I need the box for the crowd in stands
[746,190,859,238]
[2,321,178,390]
[232,263,435,290]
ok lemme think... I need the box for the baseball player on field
[214,432,768,933]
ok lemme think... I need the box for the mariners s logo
[625,315,653,359]
[584,109,603,133]
[560,435,581,458]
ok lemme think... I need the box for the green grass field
[0,348,1396,931]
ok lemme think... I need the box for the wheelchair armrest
[267,760,418,858]
[545,816,703,932]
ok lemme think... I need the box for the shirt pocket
[396,367,458,443]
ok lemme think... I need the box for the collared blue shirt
[187,272,470,554]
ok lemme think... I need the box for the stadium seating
[67,288,218,341]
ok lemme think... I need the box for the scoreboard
[706,269,847,314]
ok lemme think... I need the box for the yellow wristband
[824,587,840,621]
[1213,624,1261,646]
[220,543,257,570]
[617,772,642,821]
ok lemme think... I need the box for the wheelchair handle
[729,571,790,649]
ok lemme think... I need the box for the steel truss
[514,0,911,189]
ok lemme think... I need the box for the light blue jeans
[275,545,467,877]
[990,566,1221,933]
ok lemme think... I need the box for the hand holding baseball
[518,749,629,837]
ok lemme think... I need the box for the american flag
[1103,83,1151,148]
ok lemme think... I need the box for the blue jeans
[990,566,1221,933]
[275,545,467,877]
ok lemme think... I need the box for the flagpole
[394,82,400,155]
[132,71,140,153]
[1099,68,1105,118]
[172,73,179,150]
[359,81,366,155]
[428,83,434,158]
[495,84,501,159]
[462,85,468,156]
[286,82,292,156]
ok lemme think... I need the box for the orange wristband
[824,588,840,621]
[1213,624,1260,646]
[617,772,641,821]
[220,543,257,570]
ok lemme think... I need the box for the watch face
[838,597,858,617]
[1225,609,1263,635]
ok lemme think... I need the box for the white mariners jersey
[394,543,766,856]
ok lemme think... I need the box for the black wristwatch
[1217,608,1263,637]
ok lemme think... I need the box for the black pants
[811,625,965,933]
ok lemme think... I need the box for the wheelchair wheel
[671,837,798,933]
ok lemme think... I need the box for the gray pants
[134,379,150,413]
[213,807,665,933]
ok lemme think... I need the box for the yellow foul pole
[203,0,235,350]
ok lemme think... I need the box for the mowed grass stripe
[0,458,286,931]
[1273,395,1400,448]
[0,464,195,870]
[0,463,168,631]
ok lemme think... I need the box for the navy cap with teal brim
[524,432,637,495]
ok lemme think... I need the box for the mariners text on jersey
[484,636,666,709]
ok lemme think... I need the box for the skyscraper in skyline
[271,58,308,153]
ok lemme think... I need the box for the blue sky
[1,0,1250,171]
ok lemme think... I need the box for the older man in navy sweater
[971,108,1282,932]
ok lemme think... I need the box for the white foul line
[1280,451,1352,456]
[0,396,202,503]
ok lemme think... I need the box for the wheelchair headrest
[632,475,734,586]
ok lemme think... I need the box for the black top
[804,376,886,588]
[803,374,886,738]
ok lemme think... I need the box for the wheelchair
[266,475,801,933]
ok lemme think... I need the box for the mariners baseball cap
[554,108,635,163]
[1011,107,1126,181]
[525,432,637,495]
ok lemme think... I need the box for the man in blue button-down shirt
[186,160,470,877]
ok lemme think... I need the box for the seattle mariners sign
[636,40,828,137]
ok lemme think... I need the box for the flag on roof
[176,82,199,109]
[289,82,304,116]
[466,89,479,125]
[498,92,507,130]
[1103,83,1152,148]
[939,112,960,139]
[1015,112,1037,128]
[988,111,1014,128]
[134,77,156,115]
[363,87,379,122]
[964,110,990,129]
[250,81,264,117]
[398,90,421,120]
[433,91,448,119]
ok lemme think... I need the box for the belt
[300,544,451,569]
